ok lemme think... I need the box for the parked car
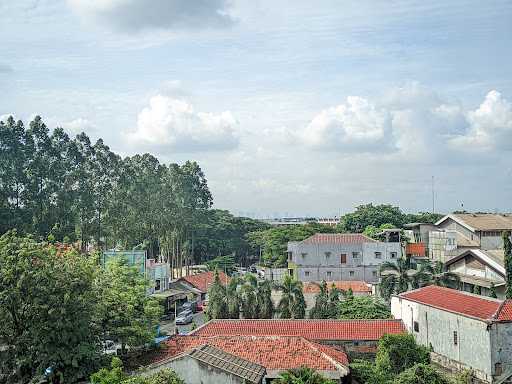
[177,309,193,318]
[175,312,194,325]
[181,301,198,313]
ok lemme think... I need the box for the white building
[287,233,401,283]
[392,285,512,383]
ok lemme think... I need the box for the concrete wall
[480,234,504,250]
[289,241,400,283]
[490,322,512,377]
[142,355,252,384]
[437,218,477,245]
[391,296,493,383]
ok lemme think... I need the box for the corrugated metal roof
[189,344,266,384]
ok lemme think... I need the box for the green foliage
[489,283,498,298]
[96,258,163,353]
[194,209,269,264]
[350,360,391,384]
[91,358,184,384]
[379,258,414,300]
[375,334,430,375]
[247,222,340,267]
[206,271,274,319]
[205,254,236,274]
[363,223,395,240]
[472,284,482,295]
[504,231,512,299]
[337,295,391,320]
[0,231,101,383]
[394,363,450,384]
[274,366,335,384]
[91,357,126,384]
[276,275,306,319]
[340,204,405,233]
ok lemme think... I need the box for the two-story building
[287,233,401,283]
[392,285,512,383]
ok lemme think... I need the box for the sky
[1,0,512,218]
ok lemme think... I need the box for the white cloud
[450,90,512,151]
[67,0,234,32]
[60,117,95,135]
[127,95,239,152]
[299,96,394,152]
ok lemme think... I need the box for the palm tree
[226,277,240,319]
[417,260,460,288]
[276,275,306,319]
[380,257,416,300]
[274,366,335,384]
[257,279,274,318]
[309,281,329,319]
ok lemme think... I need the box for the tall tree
[379,258,415,300]
[274,367,335,384]
[96,258,162,354]
[276,275,306,319]
[0,231,101,383]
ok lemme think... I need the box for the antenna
[431,176,435,213]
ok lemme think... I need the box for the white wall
[391,296,493,382]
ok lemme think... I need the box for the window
[301,253,307,259]
[495,363,503,376]
[375,252,382,259]
[340,254,347,264]
[352,252,359,259]
[327,271,332,278]
[349,271,354,276]
[453,331,458,345]
[305,271,310,277]
[372,271,377,277]
[287,252,292,261]
[413,321,419,332]
[155,279,161,291]
[390,252,397,259]
[325,251,331,259]
[288,269,293,276]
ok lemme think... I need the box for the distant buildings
[405,213,512,298]
[262,216,340,226]
[392,285,512,384]
[287,233,401,283]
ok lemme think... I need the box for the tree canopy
[337,295,392,320]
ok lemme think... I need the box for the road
[160,311,205,336]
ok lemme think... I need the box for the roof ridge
[303,338,349,373]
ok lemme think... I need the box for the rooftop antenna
[431,176,435,213]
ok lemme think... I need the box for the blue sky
[1,0,511,217]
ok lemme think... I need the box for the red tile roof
[180,271,229,293]
[301,233,376,244]
[154,335,349,371]
[398,285,512,322]
[303,281,372,294]
[191,319,406,341]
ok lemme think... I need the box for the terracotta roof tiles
[301,233,376,244]
[191,319,406,341]
[155,335,349,372]
[398,285,512,322]
[303,281,372,294]
[180,271,229,293]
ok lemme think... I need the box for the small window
[375,252,382,259]
[327,271,332,278]
[349,271,355,277]
[325,252,331,259]
[155,279,161,291]
[390,252,397,259]
[352,252,359,259]
[301,253,307,259]
[372,271,377,277]
[453,331,458,345]
[496,363,503,376]
[413,321,419,332]
[341,254,347,264]
[288,252,292,261]
[305,271,310,277]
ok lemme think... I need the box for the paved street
[160,311,205,336]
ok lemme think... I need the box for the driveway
[160,311,205,336]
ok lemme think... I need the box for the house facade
[391,285,512,383]
[287,233,401,283]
